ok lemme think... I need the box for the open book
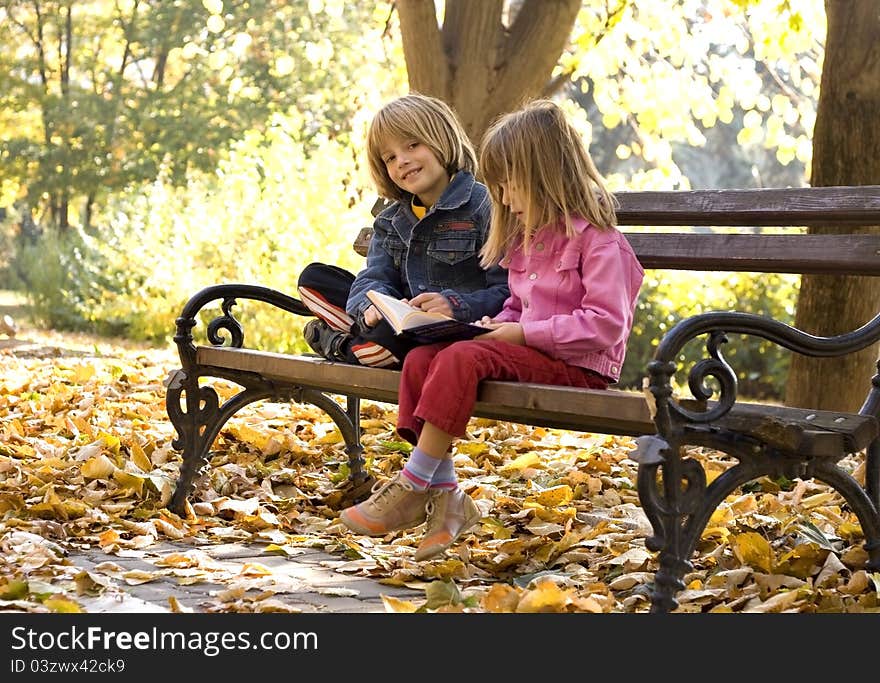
[366,290,487,344]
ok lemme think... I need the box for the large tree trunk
[396,0,581,146]
[785,1,880,412]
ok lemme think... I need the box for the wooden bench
[164,185,880,612]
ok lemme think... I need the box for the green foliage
[619,267,800,400]
[47,111,372,349]
[566,0,823,187]
[12,225,128,335]
[0,0,395,229]
[0,0,826,404]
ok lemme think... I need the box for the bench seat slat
[681,400,878,457]
[195,347,877,453]
[196,347,655,435]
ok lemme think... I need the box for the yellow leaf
[71,364,96,383]
[130,443,153,472]
[456,441,490,457]
[842,570,870,594]
[499,451,541,473]
[71,415,93,437]
[98,431,121,455]
[381,594,420,613]
[58,500,89,518]
[360,418,388,430]
[43,596,83,613]
[123,570,159,585]
[225,423,272,450]
[530,484,573,507]
[315,429,342,444]
[82,454,117,480]
[800,492,837,509]
[0,579,29,600]
[746,589,803,613]
[421,558,467,580]
[776,543,827,579]
[127,391,156,402]
[481,583,520,613]
[480,517,514,540]
[154,553,200,569]
[153,517,186,540]
[730,531,775,573]
[74,571,107,596]
[701,526,731,542]
[0,493,25,514]
[239,563,273,577]
[571,594,604,613]
[837,521,862,541]
[98,529,121,548]
[516,578,572,613]
[112,469,145,495]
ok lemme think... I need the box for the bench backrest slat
[615,186,880,226]
[629,233,880,275]
[353,185,880,276]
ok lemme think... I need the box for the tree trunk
[397,0,581,146]
[785,0,880,412]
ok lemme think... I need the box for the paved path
[65,540,421,614]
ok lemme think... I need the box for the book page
[367,290,449,332]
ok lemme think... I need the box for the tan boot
[414,488,480,561]
[339,473,429,536]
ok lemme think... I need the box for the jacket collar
[390,170,475,218]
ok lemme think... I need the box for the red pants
[396,339,608,445]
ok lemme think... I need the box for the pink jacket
[493,216,644,382]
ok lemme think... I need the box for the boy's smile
[381,137,449,208]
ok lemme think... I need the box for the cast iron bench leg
[165,366,375,516]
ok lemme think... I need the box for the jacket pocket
[554,246,581,273]
[427,235,478,266]
[426,235,480,288]
[554,247,583,298]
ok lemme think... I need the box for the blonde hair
[366,93,477,201]
[479,99,617,267]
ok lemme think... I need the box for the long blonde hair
[479,99,617,267]
[366,93,477,201]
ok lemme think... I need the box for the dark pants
[297,262,417,368]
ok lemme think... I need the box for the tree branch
[493,0,580,113]
[396,0,451,99]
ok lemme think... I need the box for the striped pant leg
[297,262,408,368]
[297,262,356,332]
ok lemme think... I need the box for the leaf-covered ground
[0,324,878,614]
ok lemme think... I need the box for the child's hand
[363,305,382,328]
[477,322,525,345]
[409,292,453,317]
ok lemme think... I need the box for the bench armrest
[174,283,311,357]
[645,309,880,430]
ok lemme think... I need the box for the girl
[340,99,644,560]
[298,93,509,369]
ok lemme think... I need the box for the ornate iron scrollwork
[165,283,368,516]
[651,310,880,428]
[638,309,880,612]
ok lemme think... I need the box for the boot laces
[368,476,414,512]
[423,490,445,533]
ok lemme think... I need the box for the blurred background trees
[2,0,874,409]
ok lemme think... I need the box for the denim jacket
[347,171,510,325]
